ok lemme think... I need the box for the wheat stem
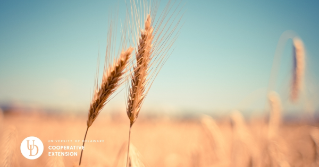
[126,124,133,167]
[79,126,89,166]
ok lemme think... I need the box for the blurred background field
[1,109,319,167]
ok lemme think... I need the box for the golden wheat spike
[291,37,305,102]
[88,47,133,127]
[127,14,153,126]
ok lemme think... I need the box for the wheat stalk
[79,47,133,166]
[267,92,292,167]
[128,144,145,167]
[230,111,262,167]
[0,126,18,167]
[201,115,229,166]
[126,14,153,167]
[0,108,3,131]
[112,142,126,167]
[77,8,135,166]
[267,91,282,139]
[291,37,305,102]
[310,127,319,166]
[124,0,183,166]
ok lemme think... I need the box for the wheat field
[0,0,317,167]
[0,110,318,167]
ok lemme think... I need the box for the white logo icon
[20,136,44,160]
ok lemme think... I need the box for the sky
[0,0,318,116]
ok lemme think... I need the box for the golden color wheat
[88,47,133,127]
[127,14,153,127]
[124,0,183,165]
[79,12,134,165]
[291,37,305,102]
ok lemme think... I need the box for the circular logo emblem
[20,136,44,160]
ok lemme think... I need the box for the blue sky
[0,0,318,115]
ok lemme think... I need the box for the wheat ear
[87,47,133,127]
[291,37,305,102]
[79,47,133,166]
[127,14,153,127]
[126,14,153,167]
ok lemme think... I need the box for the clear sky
[0,0,318,115]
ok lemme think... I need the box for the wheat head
[291,37,305,102]
[87,47,133,127]
[127,14,153,126]
[125,0,183,126]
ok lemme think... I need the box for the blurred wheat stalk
[0,126,19,167]
[268,31,306,103]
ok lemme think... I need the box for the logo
[20,136,44,159]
